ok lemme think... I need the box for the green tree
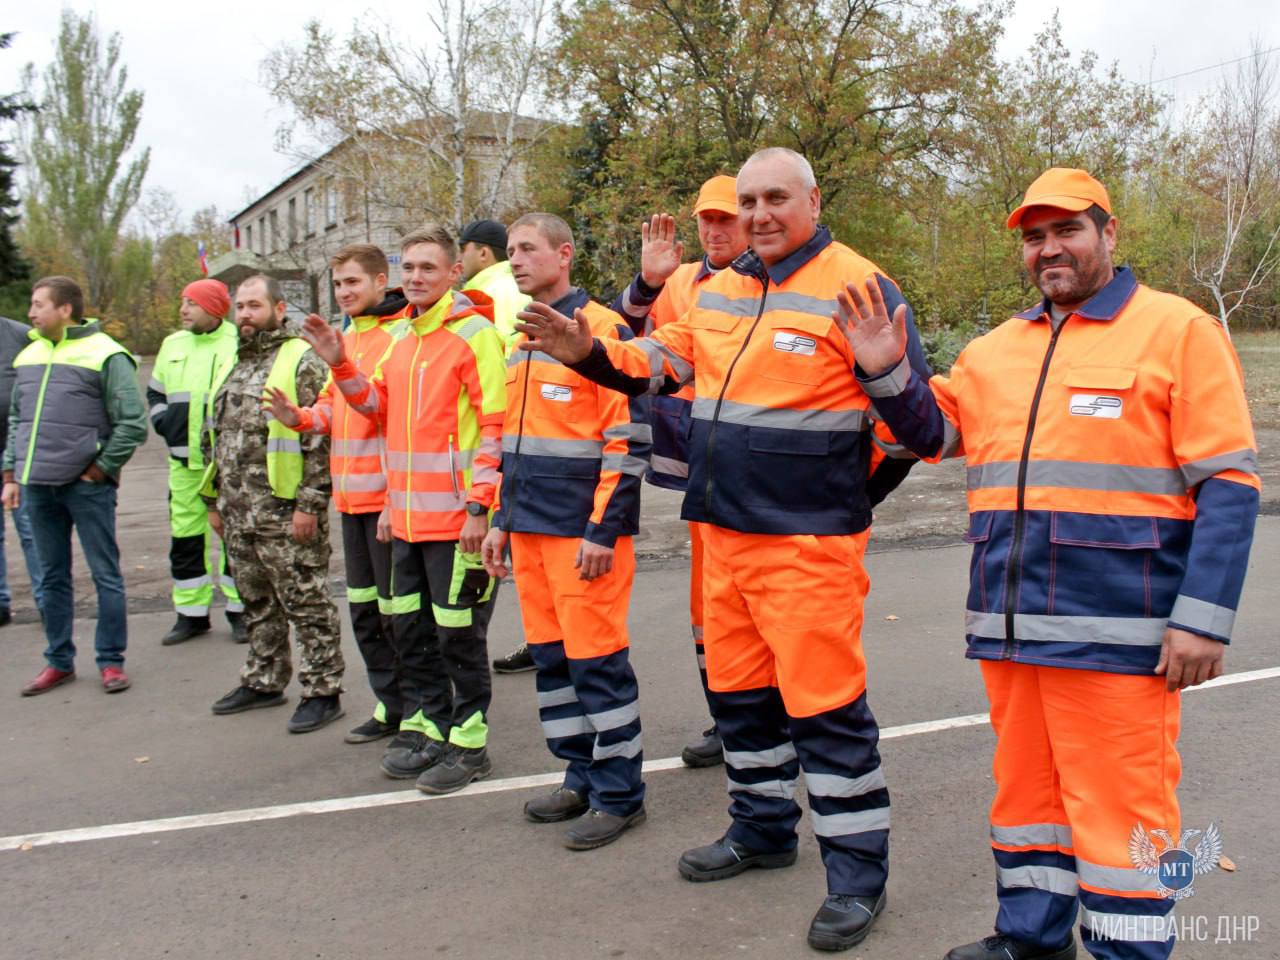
[19,10,150,315]
[0,31,34,318]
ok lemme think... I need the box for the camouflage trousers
[224,516,343,697]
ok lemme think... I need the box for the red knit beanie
[182,279,231,319]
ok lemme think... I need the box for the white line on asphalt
[5,666,1277,853]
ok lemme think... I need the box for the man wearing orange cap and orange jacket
[517,148,932,951]
[271,225,506,795]
[837,167,1260,960]
[481,212,653,853]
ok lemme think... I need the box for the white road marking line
[5,666,1276,852]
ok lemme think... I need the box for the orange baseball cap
[1006,167,1112,229]
[693,175,737,217]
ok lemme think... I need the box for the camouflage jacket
[201,323,331,525]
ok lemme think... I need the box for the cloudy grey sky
[2,1,1278,223]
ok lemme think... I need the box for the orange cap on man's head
[1006,167,1112,229]
[693,175,738,217]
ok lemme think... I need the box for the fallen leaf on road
[1219,855,1237,872]
[885,614,900,621]
[134,756,150,764]
[19,842,32,851]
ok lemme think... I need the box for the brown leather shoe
[101,666,131,693]
[21,667,75,697]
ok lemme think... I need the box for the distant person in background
[147,279,245,646]
[0,313,44,626]
[459,219,530,350]
[3,276,148,695]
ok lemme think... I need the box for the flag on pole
[197,241,209,276]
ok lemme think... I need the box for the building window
[269,210,280,253]
[245,224,253,253]
[257,216,266,254]
[288,198,297,246]
[326,179,339,227]
[303,188,314,236]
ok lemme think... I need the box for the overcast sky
[2,1,1278,225]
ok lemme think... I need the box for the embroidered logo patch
[1069,394,1122,419]
[773,331,817,355]
[541,384,572,402]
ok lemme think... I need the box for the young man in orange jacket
[481,212,652,851]
[269,244,410,744]
[270,225,506,793]
[838,168,1260,960]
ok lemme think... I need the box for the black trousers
[341,512,399,722]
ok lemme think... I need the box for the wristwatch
[465,502,487,517]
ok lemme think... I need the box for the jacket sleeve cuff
[583,523,619,548]
[1168,594,1235,643]
[856,351,912,398]
[295,489,330,515]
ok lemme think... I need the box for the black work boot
[345,716,400,744]
[161,614,212,646]
[415,745,492,794]
[211,685,286,715]
[381,732,447,779]
[807,890,887,952]
[944,934,1077,960]
[492,643,536,674]
[564,807,647,850]
[226,611,248,644]
[524,787,589,823]
[287,694,345,733]
[677,833,798,882]
[681,725,724,768]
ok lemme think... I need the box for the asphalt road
[2,515,1277,960]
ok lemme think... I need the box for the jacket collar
[1015,266,1139,322]
[34,319,103,343]
[549,287,591,316]
[410,290,456,334]
[731,225,833,286]
[239,322,297,356]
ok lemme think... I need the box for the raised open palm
[833,278,908,377]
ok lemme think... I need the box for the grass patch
[1235,330,1280,431]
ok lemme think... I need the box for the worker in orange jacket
[271,243,410,745]
[838,168,1260,960]
[270,224,506,795]
[480,212,652,852]
[517,149,930,950]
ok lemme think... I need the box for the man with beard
[836,168,1259,960]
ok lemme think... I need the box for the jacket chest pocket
[759,315,830,386]
[1060,365,1137,420]
[531,363,596,422]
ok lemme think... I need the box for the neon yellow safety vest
[263,337,311,500]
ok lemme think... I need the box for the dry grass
[1235,330,1280,431]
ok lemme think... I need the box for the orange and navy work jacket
[570,226,929,535]
[860,267,1261,674]
[297,289,504,543]
[493,290,651,547]
[300,296,410,514]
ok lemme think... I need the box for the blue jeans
[0,497,45,611]
[24,480,127,671]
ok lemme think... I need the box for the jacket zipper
[1002,317,1067,656]
[405,337,426,538]
[703,275,770,524]
[21,343,58,484]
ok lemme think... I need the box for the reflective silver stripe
[869,432,915,460]
[388,489,465,512]
[594,733,644,760]
[222,577,237,590]
[168,391,192,403]
[149,403,169,419]
[453,316,491,342]
[175,604,209,616]
[966,610,1166,646]
[939,418,963,458]
[537,685,579,709]
[478,436,502,460]
[692,397,868,433]
[724,742,798,769]
[501,435,604,459]
[1076,858,1163,894]
[996,864,1079,896]
[619,285,647,319]
[471,461,500,485]
[148,377,165,394]
[809,806,891,837]
[387,450,475,472]
[225,601,246,613]
[266,438,302,454]
[727,777,798,800]
[651,455,689,478]
[541,715,593,739]
[508,350,561,367]
[858,353,912,399]
[587,700,640,733]
[604,422,654,443]
[697,290,836,319]
[804,767,887,799]
[1169,594,1235,637]
[967,460,1186,495]
[639,339,692,385]
[168,445,190,458]
[1181,448,1259,485]
[602,453,648,476]
[173,575,211,590]
[338,473,386,492]
[991,823,1074,849]
[333,438,383,457]
[1080,907,1176,943]
[691,624,705,641]
[696,653,707,669]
